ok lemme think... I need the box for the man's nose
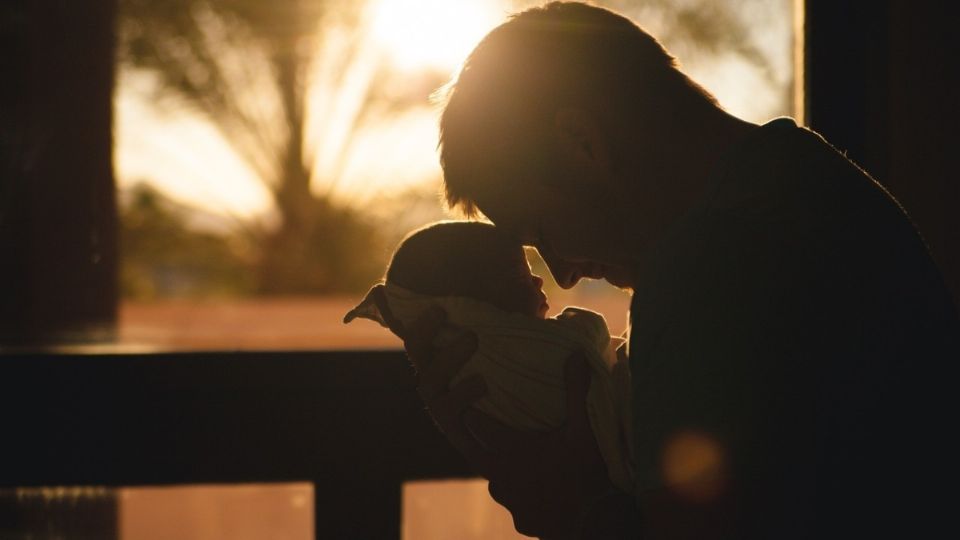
[532,274,544,288]
[537,249,582,289]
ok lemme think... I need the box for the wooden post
[0,0,118,345]
[804,0,960,302]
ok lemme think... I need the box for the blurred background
[2,1,797,538]
[109,0,796,350]
[9,1,960,538]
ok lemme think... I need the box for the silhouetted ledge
[0,350,473,539]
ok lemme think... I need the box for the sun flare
[370,0,506,71]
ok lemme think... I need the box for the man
[404,3,959,538]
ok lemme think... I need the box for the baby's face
[482,247,549,319]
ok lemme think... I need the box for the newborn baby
[344,221,634,492]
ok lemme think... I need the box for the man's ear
[553,108,612,171]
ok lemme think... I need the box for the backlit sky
[114,0,794,220]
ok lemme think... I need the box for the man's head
[386,221,549,318]
[436,1,724,289]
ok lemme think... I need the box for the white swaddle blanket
[344,283,635,493]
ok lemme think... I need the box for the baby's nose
[532,274,544,288]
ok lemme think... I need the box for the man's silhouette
[406,3,960,538]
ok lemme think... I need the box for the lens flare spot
[661,430,726,502]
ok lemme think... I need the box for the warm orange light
[793,0,806,125]
[116,1,797,215]
[661,430,727,502]
[370,0,505,71]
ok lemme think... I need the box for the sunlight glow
[793,0,806,126]
[115,0,796,219]
[114,74,272,221]
[334,108,444,201]
[370,0,505,71]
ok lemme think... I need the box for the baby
[344,221,634,492]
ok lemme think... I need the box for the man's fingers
[463,409,535,480]
[429,375,487,423]
[402,306,446,372]
[422,375,496,476]
[418,331,478,401]
[434,407,498,477]
[445,428,499,478]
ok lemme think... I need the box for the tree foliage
[115,0,790,297]
[119,183,256,299]
[117,0,441,294]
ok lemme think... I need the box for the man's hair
[386,221,519,298]
[436,1,718,217]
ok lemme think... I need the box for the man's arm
[462,356,636,539]
[403,307,640,539]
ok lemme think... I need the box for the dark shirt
[628,118,959,538]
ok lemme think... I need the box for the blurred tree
[117,0,440,294]
[120,183,256,299]
[612,0,778,74]
[603,0,790,111]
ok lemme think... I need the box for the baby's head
[386,221,549,318]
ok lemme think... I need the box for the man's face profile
[435,4,685,292]
[473,161,635,291]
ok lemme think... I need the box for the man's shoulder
[700,118,931,270]
[634,117,955,344]
[710,118,883,216]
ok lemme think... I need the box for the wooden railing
[0,351,472,539]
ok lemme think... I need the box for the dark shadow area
[0,0,118,345]
[1,1,958,539]
[0,351,471,539]
[806,0,960,303]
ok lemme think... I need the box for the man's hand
[464,353,617,539]
[402,306,498,474]
[402,306,632,539]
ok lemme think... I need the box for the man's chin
[600,265,635,290]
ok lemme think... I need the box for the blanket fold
[345,283,635,493]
